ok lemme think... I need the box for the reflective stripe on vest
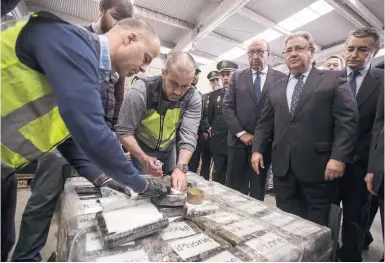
[1,13,71,173]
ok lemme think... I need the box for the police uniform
[208,61,238,185]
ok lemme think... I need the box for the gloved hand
[100,178,132,196]
[140,177,171,197]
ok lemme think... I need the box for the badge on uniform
[217,96,221,102]
[152,92,159,103]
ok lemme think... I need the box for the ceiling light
[309,0,334,15]
[219,47,246,61]
[293,8,320,25]
[277,16,303,31]
[375,48,385,58]
[160,46,171,54]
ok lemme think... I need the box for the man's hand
[325,159,345,181]
[251,152,264,175]
[240,133,254,146]
[364,173,377,195]
[100,179,132,196]
[171,168,187,190]
[203,133,210,140]
[141,177,170,197]
[141,155,162,176]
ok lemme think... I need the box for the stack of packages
[57,173,333,262]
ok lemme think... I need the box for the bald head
[162,52,196,101]
[166,52,196,74]
[247,39,270,71]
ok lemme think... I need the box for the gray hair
[166,52,196,74]
[247,39,271,51]
[347,27,381,49]
[284,31,316,51]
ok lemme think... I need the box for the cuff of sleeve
[236,131,246,138]
[179,144,195,153]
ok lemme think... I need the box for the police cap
[207,71,221,81]
[216,60,239,73]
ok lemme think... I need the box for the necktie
[290,75,305,116]
[254,72,261,101]
[349,70,360,97]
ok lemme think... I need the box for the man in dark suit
[223,39,286,200]
[337,28,384,262]
[365,82,384,262]
[208,61,238,184]
[252,31,358,226]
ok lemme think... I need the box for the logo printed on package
[161,222,197,241]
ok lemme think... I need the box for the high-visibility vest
[1,12,95,176]
[132,76,194,152]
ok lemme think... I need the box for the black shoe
[47,252,56,262]
[363,234,374,251]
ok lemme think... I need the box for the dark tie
[254,72,261,101]
[349,70,360,97]
[290,75,305,116]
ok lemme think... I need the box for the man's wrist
[236,131,246,138]
[93,173,109,187]
[176,163,189,173]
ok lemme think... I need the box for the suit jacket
[223,67,286,148]
[343,67,383,165]
[252,67,358,183]
[368,84,384,193]
[199,92,211,134]
[208,88,228,154]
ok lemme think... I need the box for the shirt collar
[347,63,371,78]
[289,65,312,81]
[91,22,103,35]
[98,34,112,72]
[252,65,268,75]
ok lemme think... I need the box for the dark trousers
[338,163,372,262]
[189,137,212,180]
[212,154,227,185]
[226,146,270,201]
[1,173,17,262]
[274,168,337,226]
[12,151,69,262]
[364,195,379,247]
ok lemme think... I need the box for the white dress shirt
[346,63,371,96]
[237,66,269,138]
[286,66,312,110]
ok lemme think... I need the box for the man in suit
[324,55,345,71]
[365,83,384,262]
[251,31,358,226]
[223,39,286,200]
[208,61,238,184]
[337,28,383,262]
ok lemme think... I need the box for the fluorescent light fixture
[244,28,283,46]
[160,46,171,54]
[219,47,246,60]
[278,0,334,31]
[375,48,385,58]
[309,0,334,15]
[191,55,216,65]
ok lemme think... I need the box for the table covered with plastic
[56,173,333,262]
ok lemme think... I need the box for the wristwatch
[176,163,189,173]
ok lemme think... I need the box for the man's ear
[161,68,167,79]
[372,46,380,58]
[123,32,137,45]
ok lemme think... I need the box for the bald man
[223,39,286,200]
[115,52,202,190]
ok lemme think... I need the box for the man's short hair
[284,31,316,51]
[324,55,345,67]
[347,27,381,49]
[116,17,157,38]
[99,0,134,19]
[166,52,196,74]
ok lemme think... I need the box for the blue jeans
[131,145,177,175]
[1,173,17,262]
[12,150,69,262]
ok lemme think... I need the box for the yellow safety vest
[132,76,194,152]
[1,13,71,175]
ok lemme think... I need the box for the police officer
[208,61,238,184]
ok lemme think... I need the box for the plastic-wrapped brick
[184,201,221,219]
[235,232,304,261]
[203,247,253,262]
[258,210,297,228]
[212,219,272,246]
[159,220,202,241]
[151,192,187,207]
[158,206,188,218]
[189,211,244,231]
[95,202,169,248]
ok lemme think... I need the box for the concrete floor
[10,188,384,262]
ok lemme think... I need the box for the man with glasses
[337,28,383,262]
[223,39,285,200]
[251,31,358,226]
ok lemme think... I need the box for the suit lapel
[243,69,258,105]
[277,77,290,117]
[356,68,380,108]
[257,68,275,105]
[292,67,324,119]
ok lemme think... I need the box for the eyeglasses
[283,46,311,56]
[247,50,269,57]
